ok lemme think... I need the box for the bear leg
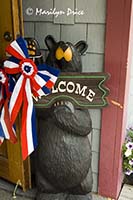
[69,167,93,195]
[36,193,92,200]
[36,193,68,200]
[36,170,59,194]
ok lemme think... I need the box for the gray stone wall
[23,0,107,192]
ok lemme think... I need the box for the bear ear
[45,35,57,50]
[75,41,88,55]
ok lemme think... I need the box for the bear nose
[61,45,68,52]
[58,41,68,51]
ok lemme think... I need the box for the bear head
[45,35,88,72]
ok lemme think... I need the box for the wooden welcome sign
[34,72,110,108]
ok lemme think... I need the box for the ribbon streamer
[4,36,60,160]
[0,69,17,144]
[0,69,9,109]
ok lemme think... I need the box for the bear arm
[53,109,92,136]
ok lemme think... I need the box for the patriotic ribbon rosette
[0,69,17,145]
[3,36,60,160]
[0,69,9,109]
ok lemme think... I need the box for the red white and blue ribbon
[0,69,9,109]
[0,69,8,144]
[0,69,17,145]
[4,36,60,160]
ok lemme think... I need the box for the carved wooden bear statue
[35,35,93,200]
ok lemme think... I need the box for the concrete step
[118,184,133,200]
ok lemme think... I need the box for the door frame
[99,0,133,199]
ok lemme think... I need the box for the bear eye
[64,47,72,62]
[55,47,64,60]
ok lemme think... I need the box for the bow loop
[6,36,29,60]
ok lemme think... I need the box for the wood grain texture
[0,0,31,191]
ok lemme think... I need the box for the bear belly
[37,119,91,190]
